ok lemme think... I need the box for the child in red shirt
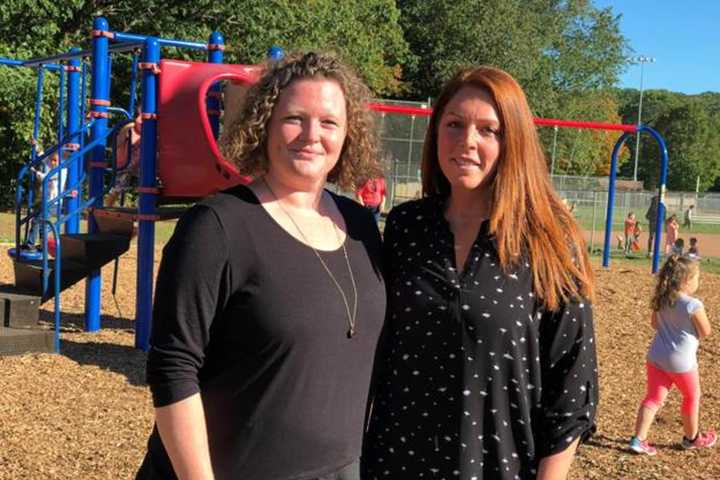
[624,212,637,255]
[356,177,386,222]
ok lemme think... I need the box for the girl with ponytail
[629,254,715,455]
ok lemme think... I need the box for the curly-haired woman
[136,52,385,480]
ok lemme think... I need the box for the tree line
[1,0,718,207]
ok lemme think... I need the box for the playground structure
[0,17,670,357]
[0,18,263,355]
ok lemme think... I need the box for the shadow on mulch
[60,337,147,387]
[38,309,137,332]
[588,433,685,453]
[586,433,630,453]
[36,309,147,387]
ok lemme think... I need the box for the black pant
[364,205,381,222]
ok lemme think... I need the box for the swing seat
[157,60,262,198]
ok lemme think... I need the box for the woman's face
[436,86,502,194]
[266,78,347,187]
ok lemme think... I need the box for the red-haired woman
[363,66,598,479]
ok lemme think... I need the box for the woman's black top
[138,185,386,480]
[362,197,597,480]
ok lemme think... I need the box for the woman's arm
[147,205,231,477]
[650,311,659,330]
[691,306,711,338]
[536,300,598,478]
[537,437,580,480]
[155,394,215,480]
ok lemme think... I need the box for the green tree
[397,0,626,106]
[641,103,720,192]
[616,89,689,179]
[540,90,629,176]
[396,0,627,177]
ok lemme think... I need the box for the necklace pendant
[347,326,355,339]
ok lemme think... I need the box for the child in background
[688,237,700,258]
[672,238,685,255]
[107,113,142,207]
[629,255,715,455]
[30,151,64,203]
[624,212,637,255]
[27,151,65,249]
[684,205,695,229]
[665,214,680,255]
[632,223,643,252]
[355,176,386,223]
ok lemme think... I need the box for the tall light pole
[633,55,656,181]
[550,125,559,175]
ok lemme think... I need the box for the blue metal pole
[640,126,670,274]
[114,32,208,50]
[65,49,82,234]
[0,58,25,67]
[135,37,161,351]
[57,68,66,151]
[19,68,46,249]
[129,51,139,115]
[81,62,88,126]
[207,32,224,139]
[602,132,633,267]
[23,68,47,247]
[31,69,45,160]
[84,17,111,333]
[55,68,66,233]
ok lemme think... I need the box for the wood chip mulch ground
[1,245,718,479]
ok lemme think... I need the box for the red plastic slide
[157,59,262,198]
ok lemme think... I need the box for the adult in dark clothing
[645,194,666,256]
[136,52,385,480]
[363,66,598,480]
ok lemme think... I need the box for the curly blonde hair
[220,51,381,191]
[652,254,699,311]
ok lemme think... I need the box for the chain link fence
[375,99,430,207]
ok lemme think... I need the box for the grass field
[0,211,178,245]
[572,204,720,235]
[0,212,14,242]
[590,250,720,275]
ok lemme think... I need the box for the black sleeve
[146,205,230,407]
[535,299,598,458]
[363,207,399,431]
[380,207,401,282]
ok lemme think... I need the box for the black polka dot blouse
[363,197,598,480]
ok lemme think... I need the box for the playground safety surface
[0,244,718,479]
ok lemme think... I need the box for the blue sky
[593,0,720,94]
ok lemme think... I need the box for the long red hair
[422,66,594,310]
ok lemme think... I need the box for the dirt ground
[583,230,720,258]
[1,244,719,479]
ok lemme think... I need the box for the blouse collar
[425,195,497,251]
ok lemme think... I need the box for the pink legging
[641,361,701,415]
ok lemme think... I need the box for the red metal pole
[367,102,638,133]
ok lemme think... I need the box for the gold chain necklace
[262,178,358,338]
